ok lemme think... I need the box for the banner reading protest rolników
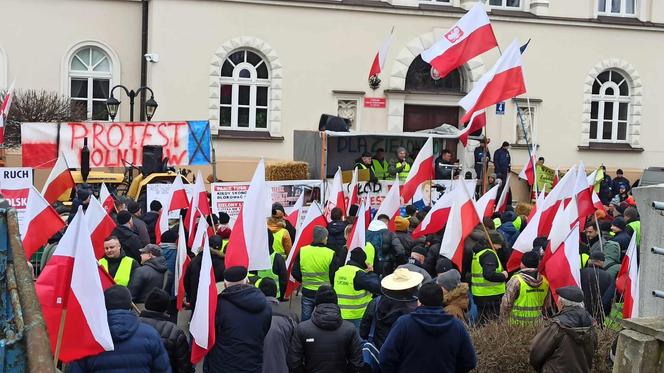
[0,167,34,231]
[20,121,211,168]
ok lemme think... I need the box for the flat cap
[556,285,584,303]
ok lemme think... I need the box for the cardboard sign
[364,97,386,108]
[147,184,196,219]
[0,167,34,232]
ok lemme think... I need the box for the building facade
[2,0,664,178]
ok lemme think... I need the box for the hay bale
[265,161,309,181]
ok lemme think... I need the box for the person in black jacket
[139,288,191,373]
[598,166,613,205]
[184,243,225,311]
[366,215,406,276]
[611,169,631,197]
[113,210,144,262]
[206,266,272,373]
[142,200,162,244]
[493,141,511,182]
[327,207,348,253]
[580,252,613,323]
[610,217,631,255]
[288,286,364,373]
[471,240,509,324]
[434,149,455,180]
[128,245,174,304]
[258,278,297,373]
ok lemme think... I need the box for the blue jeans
[301,295,316,322]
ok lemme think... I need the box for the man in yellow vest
[500,251,550,324]
[333,248,381,328]
[268,211,293,257]
[624,207,640,247]
[372,148,389,181]
[99,236,139,287]
[388,147,413,182]
[354,151,377,183]
[292,226,339,321]
[471,237,509,324]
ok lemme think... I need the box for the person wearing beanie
[207,265,271,373]
[380,283,477,373]
[216,212,232,249]
[470,231,509,324]
[249,229,288,301]
[497,211,520,248]
[139,289,192,373]
[326,207,348,254]
[257,278,297,373]
[436,269,469,322]
[292,225,338,321]
[610,217,631,254]
[530,285,597,373]
[333,247,381,327]
[611,169,630,197]
[67,286,170,373]
[142,200,162,244]
[183,236,225,311]
[387,146,413,182]
[267,203,294,257]
[128,244,173,305]
[623,206,641,246]
[394,216,423,257]
[99,235,139,287]
[127,200,150,247]
[500,250,551,324]
[354,151,378,182]
[396,245,432,284]
[112,210,144,262]
[580,251,613,324]
[66,187,93,224]
[288,285,364,373]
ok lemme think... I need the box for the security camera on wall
[144,53,160,63]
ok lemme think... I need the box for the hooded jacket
[207,284,272,373]
[67,310,171,373]
[379,306,477,373]
[529,306,598,373]
[366,220,406,274]
[142,211,160,243]
[262,297,297,373]
[500,268,550,318]
[602,240,622,279]
[128,257,174,303]
[444,282,470,322]
[113,225,143,262]
[287,303,364,373]
[183,249,225,310]
[140,310,191,373]
[327,220,348,253]
[359,294,418,349]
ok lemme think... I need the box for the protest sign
[0,167,34,231]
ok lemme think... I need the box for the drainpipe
[139,0,149,121]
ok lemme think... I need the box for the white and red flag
[175,217,191,311]
[543,222,582,301]
[347,200,367,253]
[36,208,114,362]
[495,174,511,213]
[574,162,594,220]
[401,137,434,203]
[363,193,372,229]
[368,27,394,78]
[185,171,211,247]
[190,232,217,364]
[42,153,75,205]
[458,110,487,147]
[459,39,527,123]
[348,167,360,209]
[156,174,190,244]
[508,203,543,272]
[285,191,305,229]
[411,183,458,239]
[421,2,497,79]
[475,184,500,218]
[325,167,346,219]
[85,196,116,259]
[537,165,577,237]
[373,179,401,231]
[617,234,639,318]
[169,174,190,211]
[21,185,65,259]
[552,168,560,188]
[439,183,481,271]
[0,79,16,143]
[99,183,115,214]
[519,150,536,186]
[225,159,272,271]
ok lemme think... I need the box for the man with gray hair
[388,146,413,182]
[292,226,339,321]
[128,244,173,304]
[530,285,598,373]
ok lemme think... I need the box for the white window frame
[597,0,637,17]
[219,50,271,131]
[418,0,452,5]
[68,46,112,121]
[488,0,523,9]
[590,70,631,144]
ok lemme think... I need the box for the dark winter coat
[132,216,151,247]
[580,264,613,322]
[379,306,477,373]
[360,295,418,349]
[434,156,454,180]
[611,176,631,196]
[611,231,631,256]
[598,175,613,205]
[366,221,406,275]
[529,306,598,373]
[206,284,272,373]
[263,297,298,373]
[140,310,191,373]
[287,303,364,373]
[67,310,171,373]
[184,249,225,310]
[346,260,382,295]
[493,148,511,176]
[394,231,423,256]
[327,221,348,253]
[498,221,520,248]
[159,243,177,295]
[143,211,160,243]
[113,225,144,262]
[128,257,173,304]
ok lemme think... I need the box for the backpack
[362,297,382,373]
[366,230,384,260]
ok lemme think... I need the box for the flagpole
[53,308,68,366]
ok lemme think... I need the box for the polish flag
[439,184,481,271]
[592,191,607,215]
[552,168,560,188]
[0,79,16,143]
[475,184,500,218]
[508,203,543,272]
[534,185,546,213]
[617,234,639,318]
[190,212,209,255]
[519,151,536,186]
[285,192,305,229]
[348,168,360,209]
[347,200,367,253]
[21,123,59,168]
[325,167,346,219]
[42,153,75,204]
[21,185,66,259]
[421,2,497,79]
[537,164,577,237]
[411,183,457,239]
[495,174,511,213]
[373,179,401,230]
[36,208,114,362]
[85,196,116,259]
[190,233,217,364]
[368,27,394,78]
[401,137,434,203]
[458,111,487,147]
[175,218,191,311]
[99,183,115,214]
[284,202,327,298]
[459,39,527,123]
[185,171,211,247]
[156,175,190,244]
[543,222,581,301]
[225,160,272,271]
[363,193,372,229]
[574,161,594,220]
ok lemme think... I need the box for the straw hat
[381,268,424,291]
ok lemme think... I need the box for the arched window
[590,69,630,142]
[219,49,270,130]
[69,46,112,120]
[405,56,463,93]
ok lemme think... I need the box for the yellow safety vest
[580,253,589,268]
[256,252,281,298]
[604,302,624,331]
[221,239,229,255]
[99,256,134,286]
[510,274,549,324]
[396,161,411,182]
[300,245,335,291]
[471,249,506,297]
[365,242,376,269]
[372,159,389,180]
[513,216,523,231]
[627,221,640,246]
[272,228,287,256]
[334,265,372,320]
[493,218,502,229]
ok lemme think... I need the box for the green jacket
[602,240,621,279]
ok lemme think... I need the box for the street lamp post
[106,85,158,122]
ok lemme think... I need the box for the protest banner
[21,121,211,168]
[0,167,34,231]
[147,183,195,218]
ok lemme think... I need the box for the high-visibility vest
[580,253,589,268]
[471,249,506,297]
[334,265,372,320]
[627,221,640,246]
[221,239,229,255]
[365,242,376,269]
[604,302,624,331]
[355,163,368,170]
[493,218,502,229]
[300,245,335,291]
[99,256,134,286]
[396,161,411,182]
[272,228,287,256]
[256,252,281,298]
[510,274,549,324]
[513,216,523,231]
[372,159,389,180]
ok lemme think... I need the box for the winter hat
[532,236,548,251]
[218,212,230,225]
[394,216,410,232]
[149,200,162,212]
[224,266,248,282]
[272,202,285,215]
[160,229,177,244]
[626,196,636,207]
[104,285,132,310]
[140,244,162,256]
[435,257,454,275]
[349,247,367,267]
[557,285,584,303]
[488,230,504,245]
[418,283,444,307]
[257,277,278,298]
[501,211,516,223]
[315,285,338,306]
[616,169,624,175]
[381,268,424,291]
[127,201,141,214]
[521,250,540,269]
[209,235,223,249]
[116,210,132,225]
[612,217,626,231]
[145,288,170,313]
[599,220,612,232]
[411,245,428,257]
[436,269,461,292]
[77,188,92,201]
[590,251,606,262]
[312,226,328,244]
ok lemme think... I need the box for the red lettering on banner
[92,123,109,150]
[157,123,170,145]
[107,124,124,147]
[90,149,104,166]
[171,122,187,147]
[69,123,89,149]
[126,123,141,147]
[140,123,157,148]
[167,150,187,165]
